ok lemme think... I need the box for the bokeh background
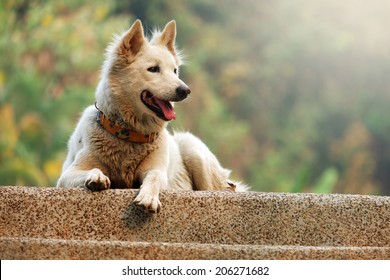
[1,0,390,195]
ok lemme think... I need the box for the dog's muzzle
[141,84,190,121]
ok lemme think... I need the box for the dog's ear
[120,19,145,56]
[157,20,177,56]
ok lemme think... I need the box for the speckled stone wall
[1,186,390,259]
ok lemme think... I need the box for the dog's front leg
[133,169,166,213]
[133,141,170,213]
[57,166,110,191]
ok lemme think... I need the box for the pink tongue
[154,98,176,120]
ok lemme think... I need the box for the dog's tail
[227,180,251,192]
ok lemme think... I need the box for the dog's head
[98,20,190,128]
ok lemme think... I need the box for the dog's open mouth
[141,90,176,121]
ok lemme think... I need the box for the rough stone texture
[1,186,389,259]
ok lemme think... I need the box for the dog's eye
[174,68,178,74]
[147,66,160,73]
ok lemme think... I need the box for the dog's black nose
[176,84,191,100]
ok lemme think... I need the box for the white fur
[57,20,248,213]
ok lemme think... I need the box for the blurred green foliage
[1,0,390,195]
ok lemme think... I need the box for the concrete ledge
[1,237,390,260]
[1,186,390,259]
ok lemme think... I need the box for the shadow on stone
[122,202,154,229]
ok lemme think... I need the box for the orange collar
[96,109,159,144]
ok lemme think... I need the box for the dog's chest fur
[89,123,158,188]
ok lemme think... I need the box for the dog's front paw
[133,190,161,213]
[85,168,111,191]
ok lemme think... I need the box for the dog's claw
[84,169,110,191]
[134,193,161,213]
